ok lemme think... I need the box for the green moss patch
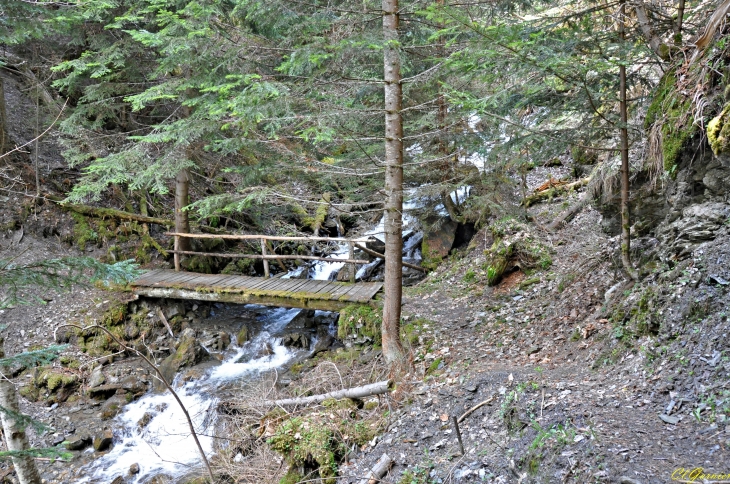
[644,70,696,174]
[337,304,382,344]
[483,218,551,286]
[708,103,730,156]
[266,405,386,483]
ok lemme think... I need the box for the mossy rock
[19,384,40,402]
[268,417,340,484]
[71,213,99,251]
[708,103,730,156]
[236,326,251,346]
[157,329,209,388]
[102,302,128,327]
[337,304,382,343]
[483,218,551,286]
[279,470,305,484]
[181,256,216,274]
[32,368,79,403]
[570,146,597,165]
[222,259,255,275]
[644,69,696,175]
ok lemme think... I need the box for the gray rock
[282,332,311,349]
[659,413,680,425]
[619,477,642,484]
[93,429,114,452]
[89,367,105,389]
[157,329,209,389]
[64,435,91,451]
[88,384,122,400]
[313,334,334,354]
[129,463,140,475]
[422,215,458,260]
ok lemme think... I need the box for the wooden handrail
[166,231,376,277]
[165,232,371,243]
[169,250,369,264]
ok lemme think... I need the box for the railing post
[261,238,270,278]
[174,235,180,272]
[348,241,355,283]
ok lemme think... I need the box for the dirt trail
[344,184,730,483]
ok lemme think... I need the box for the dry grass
[209,356,403,484]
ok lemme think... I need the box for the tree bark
[619,1,638,280]
[675,0,686,44]
[0,77,9,156]
[263,380,392,407]
[0,340,42,484]
[175,168,192,252]
[633,2,663,56]
[382,0,406,364]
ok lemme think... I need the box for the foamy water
[76,306,301,483]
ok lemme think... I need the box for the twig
[0,99,67,160]
[458,395,495,423]
[77,350,126,371]
[155,308,175,338]
[55,323,215,482]
[452,416,465,455]
[321,361,345,390]
[541,388,545,418]
[358,453,393,484]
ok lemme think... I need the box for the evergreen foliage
[0,257,140,309]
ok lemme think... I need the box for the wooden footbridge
[130,232,384,310]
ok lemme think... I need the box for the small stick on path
[452,415,465,456]
[458,395,495,423]
[359,453,393,484]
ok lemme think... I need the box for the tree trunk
[0,340,42,484]
[674,0,686,44]
[633,2,663,56]
[0,77,9,156]
[619,1,638,280]
[175,168,192,252]
[382,0,405,364]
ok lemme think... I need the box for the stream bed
[76,305,314,483]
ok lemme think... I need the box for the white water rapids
[76,306,303,483]
[76,189,461,482]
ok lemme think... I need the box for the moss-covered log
[523,177,590,207]
[59,202,175,226]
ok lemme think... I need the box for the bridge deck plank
[130,270,381,309]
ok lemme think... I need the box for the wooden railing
[166,232,372,282]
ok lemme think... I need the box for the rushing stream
[77,305,306,483]
[77,190,461,482]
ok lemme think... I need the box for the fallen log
[359,454,393,484]
[523,177,590,207]
[547,197,589,232]
[266,380,393,407]
[354,243,427,273]
[50,198,175,226]
[61,202,175,226]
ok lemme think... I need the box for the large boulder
[657,202,730,259]
[157,329,209,389]
[281,333,311,349]
[422,215,458,267]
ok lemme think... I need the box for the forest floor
[2,171,728,484]
[1,67,729,484]
[340,193,730,484]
